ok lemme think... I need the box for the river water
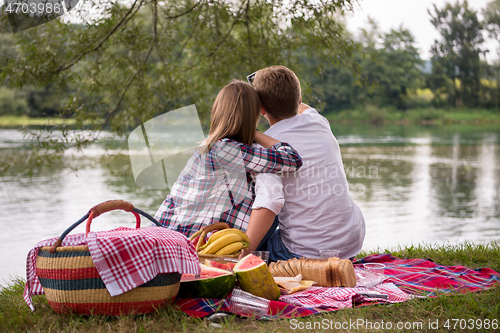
[1,124,499,284]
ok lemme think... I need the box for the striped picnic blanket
[174,253,500,319]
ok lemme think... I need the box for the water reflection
[337,126,500,251]
[1,125,500,284]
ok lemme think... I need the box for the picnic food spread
[178,264,236,299]
[269,257,357,287]
[27,215,362,316]
[181,224,358,301]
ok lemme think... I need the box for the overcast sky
[345,0,498,62]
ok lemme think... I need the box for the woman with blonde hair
[155,81,302,236]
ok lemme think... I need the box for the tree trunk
[498,86,500,109]
[454,81,463,108]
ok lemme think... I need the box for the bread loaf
[268,257,356,287]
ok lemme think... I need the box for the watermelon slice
[178,264,236,299]
[233,254,281,300]
[234,254,263,270]
[205,259,236,272]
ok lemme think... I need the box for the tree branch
[99,48,155,132]
[151,0,167,63]
[56,0,144,73]
[257,0,267,46]
[181,0,248,72]
[99,0,159,131]
[175,3,204,61]
[214,2,220,40]
[153,0,158,42]
[162,0,204,20]
[245,0,252,53]
[206,0,248,58]
[155,1,205,62]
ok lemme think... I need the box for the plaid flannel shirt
[155,138,302,237]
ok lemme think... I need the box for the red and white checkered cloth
[24,226,200,310]
[279,283,410,309]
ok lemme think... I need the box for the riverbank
[3,107,500,128]
[324,106,500,125]
[0,116,74,127]
[1,242,498,332]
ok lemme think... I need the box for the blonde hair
[202,81,261,152]
[253,65,301,120]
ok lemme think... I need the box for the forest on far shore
[1,0,500,122]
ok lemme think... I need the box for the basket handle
[89,199,135,218]
[193,222,229,252]
[86,200,140,235]
[49,200,162,253]
[85,210,140,235]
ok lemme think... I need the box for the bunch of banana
[198,228,250,255]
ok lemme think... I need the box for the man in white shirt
[244,66,365,261]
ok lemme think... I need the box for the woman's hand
[254,130,280,148]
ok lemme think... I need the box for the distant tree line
[311,0,500,113]
[1,0,500,120]
[0,32,63,117]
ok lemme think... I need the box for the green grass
[325,106,500,125]
[0,116,75,127]
[1,242,499,332]
[3,108,500,128]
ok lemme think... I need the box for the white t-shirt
[252,108,365,259]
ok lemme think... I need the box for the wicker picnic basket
[189,222,242,262]
[36,200,182,316]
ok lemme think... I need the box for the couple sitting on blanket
[155,65,365,262]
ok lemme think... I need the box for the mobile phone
[247,72,256,85]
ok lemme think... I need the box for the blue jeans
[256,216,301,262]
[256,216,356,262]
